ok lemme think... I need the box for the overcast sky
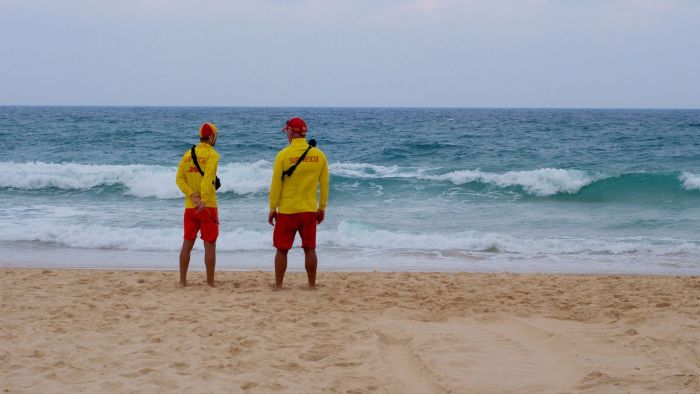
[1,0,698,108]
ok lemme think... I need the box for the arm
[318,152,329,211]
[317,152,329,224]
[268,151,284,225]
[199,151,219,206]
[176,156,194,198]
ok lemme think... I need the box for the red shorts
[183,208,219,243]
[273,212,317,250]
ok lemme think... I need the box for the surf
[3,161,699,203]
[0,161,272,198]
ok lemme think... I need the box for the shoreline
[4,261,700,276]
[4,240,700,277]
[3,268,699,392]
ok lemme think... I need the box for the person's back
[175,122,221,287]
[177,144,220,209]
[272,139,328,214]
[268,117,329,289]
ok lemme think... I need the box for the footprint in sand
[299,344,341,361]
[374,327,445,394]
[169,361,188,369]
[333,361,362,368]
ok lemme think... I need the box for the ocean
[1,106,699,274]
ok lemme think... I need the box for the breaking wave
[2,161,698,200]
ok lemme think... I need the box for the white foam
[680,171,700,191]
[331,163,596,196]
[2,215,696,258]
[329,162,408,179]
[0,222,271,251]
[0,161,687,198]
[217,160,272,196]
[423,168,595,196]
[329,220,700,256]
[0,161,272,198]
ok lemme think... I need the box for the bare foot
[207,282,216,288]
[179,281,187,288]
[272,284,283,291]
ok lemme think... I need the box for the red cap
[282,117,307,135]
[199,122,217,138]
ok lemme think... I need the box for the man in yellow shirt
[175,123,220,287]
[268,117,329,290]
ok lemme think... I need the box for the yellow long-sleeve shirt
[269,138,329,214]
[176,142,220,208]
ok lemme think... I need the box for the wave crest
[331,163,595,196]
[425,168,595,196]
[3,161,698,199]
[680,172,700,191]
[0,161,272,198]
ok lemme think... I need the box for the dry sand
[2,268,699,393]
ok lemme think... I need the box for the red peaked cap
[199,122,218,138]
[282,117,307,135]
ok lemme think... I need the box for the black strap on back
[282,139,317,180]
[190,145,221,190]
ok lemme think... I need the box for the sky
[1,0,699,108]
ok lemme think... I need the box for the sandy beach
[2,269,699,393]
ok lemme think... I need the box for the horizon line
[1,104,699,111]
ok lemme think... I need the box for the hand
[190,192,201,205]
[316,209,325,224]
[190,193,205,211]
[268,211,277,226]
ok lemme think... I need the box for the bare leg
[179,239,195,287]
[304,248,317,289]
[204,241,216,287]
[274,249,289,290]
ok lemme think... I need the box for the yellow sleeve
[318,151,329,211]
[200,151,219,206]
[176,155,194,198]
[269,151,284,212]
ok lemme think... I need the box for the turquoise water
[1,107,699,273]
